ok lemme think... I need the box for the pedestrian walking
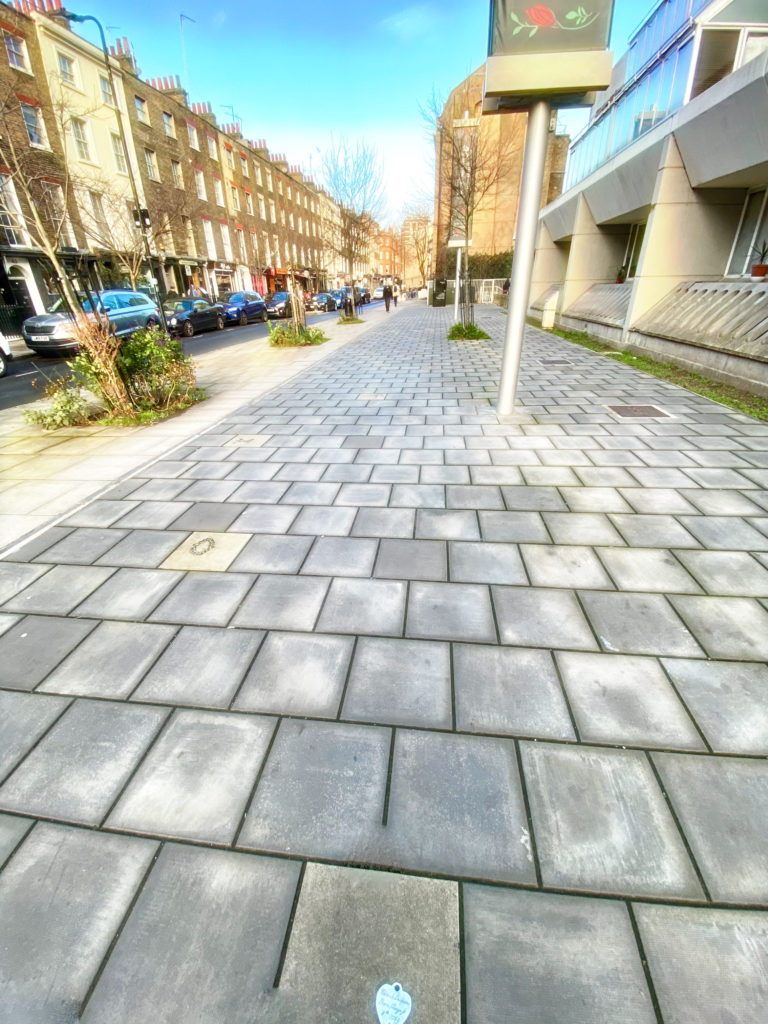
[392,283,399,307]
[383,282,392,312]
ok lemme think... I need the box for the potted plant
[751,240,768,279]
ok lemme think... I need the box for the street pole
[497,98,550,416]
[453,245,461,322]
[53,9,168,332]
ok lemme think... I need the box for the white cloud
[378,4,437,40]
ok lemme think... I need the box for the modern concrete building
[529,0,768,392]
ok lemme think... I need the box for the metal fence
[0,304,26,339]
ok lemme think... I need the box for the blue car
[219,290,268,326]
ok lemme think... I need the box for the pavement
[1,301,767,1023]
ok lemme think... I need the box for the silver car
[22,289,161,355]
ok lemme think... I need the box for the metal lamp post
[52,8,168,331]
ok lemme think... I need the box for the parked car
[0,331,11,377]
[22,289,161,356]
[358,286,371,304]
[372,286,385,300]
[313,292,337,312]
[164,298,225,337]
[304,294,318,311]
[340,286,363,310]
[329,289,345,310]
[219,290,267,325]
[266,291,293,318]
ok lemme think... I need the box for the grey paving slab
[679,487,765,515]
[579,591,704,657]
[384,730,535,883]
[0,699,169,825]
[233,631,354,716]
[342,637,452,728]
[448,540,527,585]
[673,549,768,596]
[351,506,415,537]
[72,567,184,620]
[229,503,300,533]
[0,614,97,690]
[107,709,274,842]
[160,531,252,571]
[492,586,598,650]
[0,690,71,780]
[229,533,313,573]
[175,478,242,501]
[230,480,290,503]
[521,742,703,898]
[115,499,193,529]
[2,563,115,615]
[271,863,460,1024]
[125,476,194,499]
[0,526,72,563]
[133,625,264,708]
[670,594,768,660]
[556,651,704,749]
[454,644,575,739]
[289,504,357,536]
[501,485,567,511]
[30,527,126,564]
[169,501,248,531]
[390,483,446,508]
[317,577,406,636]
[653,752,768,904]
[38,620,175,699]
[149,571,255,626]
[415,508,480,540]
[81,844,300,1024]
[662,658,768,754]
[302,536,378,576]
[543,511,625,546]
[238,718,389,859]
[618,488,699,514]
[63,498,141,526]
[0,812,32,866]
[95,528,190,567]
[595,546,702,593]
[0,823,157,1024]
[520,543,613,590]
[678,514,768,550]
[407,580,496,643]
[561,486,633,513]
[464,885,655,1024]
[478,509,550,542]
[232,573,330,631]
[635,903,768,1023]
[374,538,447,581]
[445,484,504,510]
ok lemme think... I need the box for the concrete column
[559,195,627,313]
[529,220,567,306]
[624,135,744,334]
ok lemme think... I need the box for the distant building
[432,64,569,277]
[530,0,768,391]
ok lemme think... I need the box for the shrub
[447,322,490,340]
[25,373,91,429]
[269,322,328,347]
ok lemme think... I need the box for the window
[298,216,302,234]
[728,190,768,276]
[42,182,75,247]
[235,227,246,261]
[144,148,159,181]
[100,75,112,105]
[187,122,199,149]
[287,185,292,201]
[280,209,286,226]
[258,196,266,220]
[245,191,253,215]
[88,190,108,235]
[240,155,248,177]
[4,32,28,71]
[273,234,279,262]
[111,133,128,174]
[265,170,273,191]
[21,103,45,147]
[0,174,28,245]
[220,223,233,261]
[262,232,269,262]
[182,215,196,254]
[254,164,262,186]
[163,112,176,138]
[171,160,183,188]
[202,218,217,259]
[134,96,149,125]
[70,118,90,161]
[213,177,224,206]
[268,199,275,223]
[289,212,294,230]
[194,167,206,200]
[278,179,283,196]
[225,148,234,170]
[207,135,218,159]
[231,184,240,211]
[57,52,76,86]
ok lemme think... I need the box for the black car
[266,291,293,318]
[219,290,268,325]
[313,292,337,312]
[165,298,225,337]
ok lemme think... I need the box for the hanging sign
[489,2,614,56]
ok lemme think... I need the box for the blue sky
[71,0,651,221]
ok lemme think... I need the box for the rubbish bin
[431,278,447,307]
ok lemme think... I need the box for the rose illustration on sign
[511,5,599,36]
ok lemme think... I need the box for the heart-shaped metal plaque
[375,982,412,1024]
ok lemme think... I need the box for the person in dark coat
[383,282,393,312]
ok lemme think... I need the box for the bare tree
[320,138,384,317]
[402,206,432,287]
[425,84,516,325]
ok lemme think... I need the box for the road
[0,302,383,414]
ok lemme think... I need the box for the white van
[0,332,11,377]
